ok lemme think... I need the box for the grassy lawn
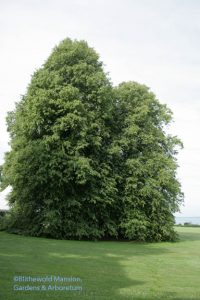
[0,227,200,300]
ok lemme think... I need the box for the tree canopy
[0,38,183,241]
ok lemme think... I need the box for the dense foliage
[0,39,183,241]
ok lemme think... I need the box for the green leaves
[1,39,183,241]
[112,82,183,241]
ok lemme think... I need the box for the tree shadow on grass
[99,225,200,245]
[0,232,200,300]
[177,231,200,242]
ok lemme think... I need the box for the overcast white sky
[0,0,199,216]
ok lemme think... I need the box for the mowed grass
[0,227,200,300]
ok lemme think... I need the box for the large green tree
[110,82,183,241]
[0,38,183,241]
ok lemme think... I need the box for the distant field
[0,227,200,300]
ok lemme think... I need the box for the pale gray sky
[0,0,199,216]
